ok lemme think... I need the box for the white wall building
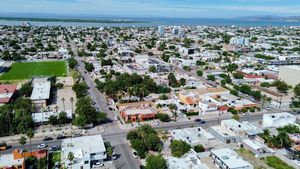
[262,113,297,128]
[61,135,107,169]
[166,151,209,169]
[211,148,254,169]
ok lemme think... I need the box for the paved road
[66,31,139,169]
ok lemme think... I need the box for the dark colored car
[56,134,66,140]
[42,137,53,141]
[194,118,202,122]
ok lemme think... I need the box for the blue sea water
[0,17,300,27]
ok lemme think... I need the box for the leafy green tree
[156,113,170,122]
[196,70,203,76]
[84,62,94,72]
[226,63,238,72]
[36,157,47,169]
[169,140,191,157]
[273,80,289,93]
[168,73,178,87]
[18,136,27,149]
[179,78,186,86]
[68,58,78,69]
[294,84,300,96]
[207,75,216,81]
[145,155,167,169]
[145,134,162,151]
[48,115,58,125]
[19,82,33,97]
[233,72,244,79]
[72,82,88,98]
[194,144,205,153]
[149,66,156,73]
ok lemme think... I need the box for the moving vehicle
[37,144,47,149]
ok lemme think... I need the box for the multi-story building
[61,135,107,169]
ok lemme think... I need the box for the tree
[168,73,178,88]
[68,152,75,167]
[194,144,205,153]
[294,84,300,96]
[84,62,94,72]
[149,66,156,73]
[145,155,167,169]
[26,129,34,154]
[233,72,244,79]
[19,82,33,97]
[169,104,178,122]
[273,80,289,93]
[179,78,186,86]
[196,70,203,76]
[68,58,78,69]
[156,113,170,122]
[207,75,215,81]
[169,140,191,157]
[49,115,58,125]
[61,97,66,111]
[145,134,162,151]
[36,157,47,169]
[226,63,238,72]
[232,114,240,121]
[18,136,27,149]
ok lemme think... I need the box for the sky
[1,0,300,18]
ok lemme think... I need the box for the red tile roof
[0,84,17,103]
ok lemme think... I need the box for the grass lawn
[49,151,61,169]
[237,148,272,169]
[0,61,67,80]
[265,156,294,169]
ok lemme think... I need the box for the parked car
[56,134,66,140]
[194,118,202,122]
[132,151,138,158]
[49,145,60,151]
[42,137,53,141]
[112,152,117,160]
[93,162,104,168]
[37,144,47,149]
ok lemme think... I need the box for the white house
[262,113,297,128]
[211,148,254,169]
[61,135,107,169]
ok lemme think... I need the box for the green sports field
[0,61,67,80]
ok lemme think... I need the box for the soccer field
[0,61,67,80]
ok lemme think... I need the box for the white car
[37,143,47,149]
[93,162,104,168]
[132,151,138,158]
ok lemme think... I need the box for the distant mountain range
[236,15,300,22]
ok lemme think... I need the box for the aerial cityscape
[1,0,300,169]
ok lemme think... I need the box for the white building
[210,126,237,144]
[166,151,209,169]
[241,139,275,158]
[30,81,51,107]
[61,135,107,169]
[211,148,254,169]
[262,113,297,128]
[221,119,263,138]
[32,110,73,123]
[170,127,215,146]
[230,37,250,46]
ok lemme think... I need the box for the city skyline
[1,0,300,18]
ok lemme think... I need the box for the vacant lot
[264,156,294,169]
[0,61,67,80]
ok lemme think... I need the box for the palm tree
[54,105,59,113]
[68,152,75,169]
[18,136,27,157]
[26,129,34,155]
[70,97,74,114]
[61,97,66,112]
[169,104,178,122]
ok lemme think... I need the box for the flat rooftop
[30,81,51,100]
[211,148,253,169]
[0,153,24,168]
